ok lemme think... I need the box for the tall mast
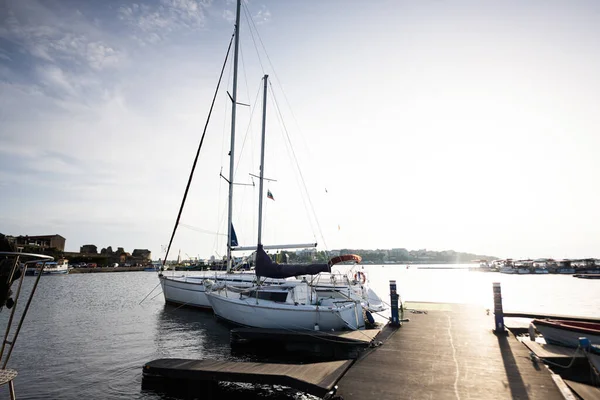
[257,75,269,245]
[226,0,242,272]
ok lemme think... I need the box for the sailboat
[205,75,366,331]
[158,0,384,313]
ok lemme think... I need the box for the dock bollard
[492,282,507,335]
[390,280,400,327]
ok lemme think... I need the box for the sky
[2,0,600,261]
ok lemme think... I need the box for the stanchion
[493,282,507,335]
[390,280,401,327]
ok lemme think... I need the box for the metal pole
[2,262,46,369]
[492,282,506,334]
[0,255,21,362]
[390,280,400,326]
[226,0,242,273]
[257,75,269,246]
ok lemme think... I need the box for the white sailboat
[159,0,384,313]
[205,75,366,331]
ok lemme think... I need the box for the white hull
[533,322,600,347]
[33,266,69,275]
[160,272,385,311]
[160,272,274,309]
[206,289,364,331]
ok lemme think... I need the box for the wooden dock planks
[564,379,600,400]
[143,358,353,397]
[230,327,381,345]
[336,303,567,400]
[521,340,587,360]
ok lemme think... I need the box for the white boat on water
[206,245,366,331]
[28,259,69,275]
[206,73,377,330]
[207,281,365,331]
[160,259,384,312]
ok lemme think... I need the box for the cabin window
[247,290,288,302]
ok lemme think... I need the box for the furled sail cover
[255,244,330,279]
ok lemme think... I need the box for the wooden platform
[521,339,587,361]
[336,303,567,400]
[564,379,600,400]
[230,327,380,345]
[143,358,353,398]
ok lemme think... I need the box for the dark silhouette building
[7,234,66,252]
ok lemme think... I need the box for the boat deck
[335,302,567,400]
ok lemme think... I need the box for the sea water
[0,267,597,399]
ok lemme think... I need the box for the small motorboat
[531,319,600,347]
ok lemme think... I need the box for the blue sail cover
[231,224,239,247]
[255,244,330,279]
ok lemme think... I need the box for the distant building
[80,244,98,254]
[8,234,66,251]
[132,249,151,260]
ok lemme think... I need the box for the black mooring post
[390,280,400,327]
[493,282,507,335]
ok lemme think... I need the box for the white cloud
[0,2,123,71]
[118,0,211,44]
[252,5,271,25]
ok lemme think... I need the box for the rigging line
[215,37,236,255]
[243,2,309,156]
[270,87,318,242]
[267,85,317,244]
[242,3,265,74]
[268,83,328,250]
[179,223,226,236]
[163,32,235,267]
[234,79,262,177]
[213,78,258,252]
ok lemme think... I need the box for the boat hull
[159,273,283,309]
[29,268,69,275]
[206,291,364,331]
[159,272,384,312]
[532,319,600,347]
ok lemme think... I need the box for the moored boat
[27,259,69,275]
[206,245,366,331]
[531,319,600,347]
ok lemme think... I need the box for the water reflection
[153,305,231,361]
